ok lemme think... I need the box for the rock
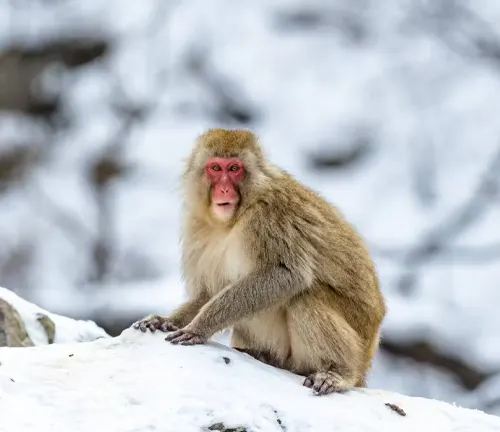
[0,298,34,347]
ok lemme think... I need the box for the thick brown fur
[134,128,386,394]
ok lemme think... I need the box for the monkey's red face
[205,157,245,221]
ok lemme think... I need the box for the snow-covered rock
[0,327,499,432]
[0,287,109,346]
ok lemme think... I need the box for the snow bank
[0,327,499,432]
[0,287,108,346]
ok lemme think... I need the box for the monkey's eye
[212,164,221,171]
[229,165,240,172]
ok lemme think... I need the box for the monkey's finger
[160,322,178,332]
[165,330,193,344]
[169,333,193,344]
[147,320,162,332]
[178,335,204,346]
[175,333,196,342]
[303,377,313,388]
[315,386,334,396]
[312,377,327,394]
[165,330,184,341]
[145,324,157,333]
[137,322,150,332]
[316,380,335,396]
[177,338,194,345]
[165,330,182,342]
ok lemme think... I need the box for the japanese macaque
[134,128,386,395]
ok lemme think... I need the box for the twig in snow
[385,402,407,417]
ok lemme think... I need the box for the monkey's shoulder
[258,170,341,213]
[242,172,370,264]
[249,173,349,235]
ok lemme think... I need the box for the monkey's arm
[166,265,309,344]
[169,292,210,328]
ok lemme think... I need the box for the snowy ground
[1,327,500,432]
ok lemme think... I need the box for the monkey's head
[183,128,268,224]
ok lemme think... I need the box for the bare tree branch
[382,339,495,391]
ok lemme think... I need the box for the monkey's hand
[165,326,207,346]
[303,371,351,396]
[133,314,179,333]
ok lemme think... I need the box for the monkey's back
[244,167,386,338]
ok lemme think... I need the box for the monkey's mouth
[214,200,238,207]
[212,200,238,219]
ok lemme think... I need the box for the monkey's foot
[133,315,179,333]
[165,328,206,345]
[303,371,352,396]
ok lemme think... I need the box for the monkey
[133,128,386,396]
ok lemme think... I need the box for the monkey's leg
[355,376,367,388]
[355,329,381,388]
[134,293,209,333]
[287,291,363,396]
[231,328,285,369]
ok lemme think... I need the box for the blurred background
[1,0,500,415]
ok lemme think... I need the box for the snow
[0,287,108,346]
[1,0,500,416]
[0,328,499,432]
